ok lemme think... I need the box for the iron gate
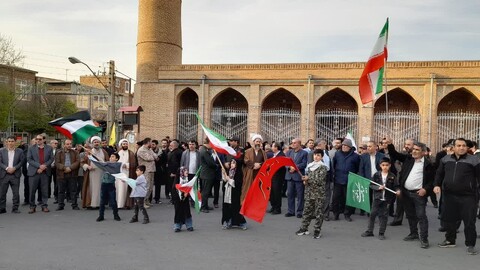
[315,109,358,144]
[177,107,198,143]
[261,108,300,144]
[211,107,248,145]
[374,110,420,148]
[437,110,480,152]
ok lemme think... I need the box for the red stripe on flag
[54,126,73,139]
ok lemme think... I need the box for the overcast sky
[1,0,479,81]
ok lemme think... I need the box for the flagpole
[384,18,390,137]
[212,149,229,178]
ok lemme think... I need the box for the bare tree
[0,34,25,66]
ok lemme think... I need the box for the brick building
[134,0,480,152]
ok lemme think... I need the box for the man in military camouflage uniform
[296,149,328,239]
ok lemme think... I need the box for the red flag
[240,156,298,223]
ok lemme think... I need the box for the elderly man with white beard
[241,134,267,203]
[81,136,108,209]
[116,139,137,209]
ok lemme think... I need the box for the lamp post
[68,57,115,140]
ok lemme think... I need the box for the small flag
[175,168,202,213]
[109,122,116,146]
[359,18,389,104]
[49,111,102,145]
[346,172,371,213]
[196,114,241,158]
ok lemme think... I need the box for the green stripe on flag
[72,124,102,145]
[346,173,371,213]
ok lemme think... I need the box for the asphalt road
[0,183,478,270]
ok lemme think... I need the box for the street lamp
[68,56,116,140]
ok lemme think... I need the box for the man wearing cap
[241,134,267,203]
[81,136,109,208]
[116,139,136,209]
[332,138,360,221]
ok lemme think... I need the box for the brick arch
[437,87,480,113]
[210,87,248,108]
[374,87,419,113]
[261,88,301,110]
[177,87,199,109]
[315,88,358,112]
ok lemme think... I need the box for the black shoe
[438,240,456,248]
[11,209,20,214]
[378,234,386,240]
[420,240,430,249]
[22,202,29,206]
[295,229,310,236]
[345,215,352,222]
[267,208,274,213]
[114,215,121,221]
[359,212,365,216]
[174,228,181,232]
[0,209,6,214]
[403,234,419,241]
[187,227,194,231]
[130,218,138,223]
[72,206,80,210]
[207,206,214,210]
[361,231,374,237]
[96,216,104,222]
[200,208,209,213]
[296,214,303,218]
[313,231,321,239]
[53,200,58,204]
[334,214,340,221]
[271,210,281,215]
[285,213,295,217]
[389,221,402,226]
[467,246,478,255]
[142,219,149,224]
[55,207,64,211]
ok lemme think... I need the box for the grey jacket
[0,148,24,178]
[27,144,54,177]
[180,149,200,174]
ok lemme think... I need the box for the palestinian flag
[175,168,202,213]
[49,111,102,145]
[359,18,389,105]
[196,114,241,158]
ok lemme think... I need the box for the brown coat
[241,148,267,203]
[55,149,80,179]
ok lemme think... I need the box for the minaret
[136,0,182,82]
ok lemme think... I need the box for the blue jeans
[174,217,193,230]
[99,183,118,218]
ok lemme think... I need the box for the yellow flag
[109,122,116,146]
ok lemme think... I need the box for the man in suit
[386,138,435,249]
[198,138,218,213]
[0,136,25,213]
[359,141,384,215]
[55,139,80,210]
[167,140,183,204]
[285,138,308,218]
[27,134,55,213]
[269,142,286,215]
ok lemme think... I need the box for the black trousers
[391,195,405,223]
[443,193,477,247]
[133,197,149,220]
[402,189,429,241]
[99,183,118,218]
[200,177,214,209]
[270,176,283,212]
[0,174,20,210]
[213,172,221,205]
[367,200,389,234]
[153,171,161,201]
[332,183,354,216]
[57,175,78,208]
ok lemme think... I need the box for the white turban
[90,136,101,144]
[118,139,128,148]
[250,133,263,143]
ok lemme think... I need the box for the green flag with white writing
[346,173,371,213]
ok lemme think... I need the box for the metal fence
[176,107,198,143]
[211,107,248,146]
[261,108,301,144]
[374,110,420,148]
[315,109,358,144]
[437,110,480,151]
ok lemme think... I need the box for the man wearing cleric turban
[241,133,267,203]
[81,136,109,208]
[116,139,136,209]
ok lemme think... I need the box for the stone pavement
[0,184,478,270]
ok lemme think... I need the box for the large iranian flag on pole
[196,114,241,158]
[359,18,389,105]
[49,111,102,145]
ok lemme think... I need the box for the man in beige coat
[136,137,158,208]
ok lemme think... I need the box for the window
[115,78,120,88]
[124,81,130,93]
[0,75,9,85]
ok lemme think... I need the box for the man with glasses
[0,136,25,213]
[27,134,55,213]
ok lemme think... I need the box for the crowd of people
[0,133,479,255]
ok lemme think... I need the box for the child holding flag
[296,149,328,239]
[172,167,194,232]
[129,165,149,224]
[361,157,400,240]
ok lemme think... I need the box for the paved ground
[0,183,478,270]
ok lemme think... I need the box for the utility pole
[107,60,116,141]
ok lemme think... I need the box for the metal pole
[108,60,116,141]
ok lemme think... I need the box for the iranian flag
[49,111,102,145]
[359,18,389,105]
[196,114,241,158]
[175,168,202,213]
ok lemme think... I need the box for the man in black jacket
[198,138,218,213]
[386,138,434,249]
[434,138,479,255]
[167,140,183,204]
